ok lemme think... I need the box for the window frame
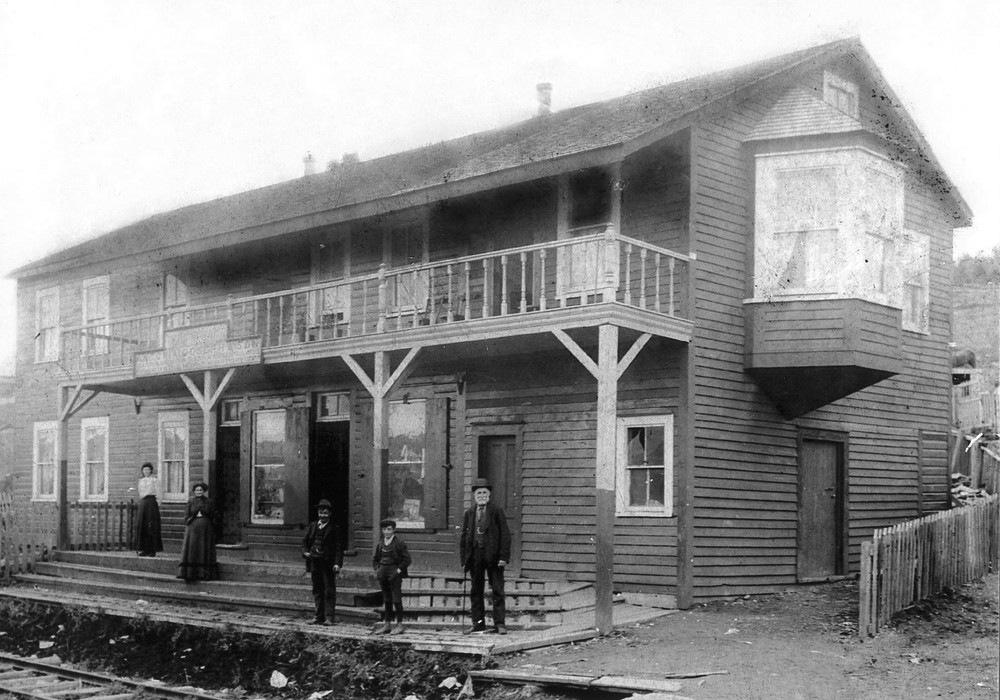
[32,421,58,502]
[616,414,674,517]
[79,415,109,502]
[163,273,189,310]
[34,287,60,363]
[823,71,860,120]
[81,276,110,356]
[158,411,190,502]
[251,409,287,525]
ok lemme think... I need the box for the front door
[215,425,242,544]
[479,434,521,572]
[311,420,350,544]
[798,436,847,580]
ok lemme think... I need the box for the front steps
[10,550,590,631]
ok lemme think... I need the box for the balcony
[58,230,692,383]
[744,297,904,419]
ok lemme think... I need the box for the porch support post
[56,384,102,551]
[180,368,237,495]
[594,323,618,635]
[553,326,650,635]
[341,347,422,549]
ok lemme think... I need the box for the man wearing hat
[302,498,344,625]
[460,477,511,634]
[372,518,412,634]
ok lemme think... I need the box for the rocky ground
[0,572,995,699]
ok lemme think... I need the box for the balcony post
[602,225,619,304]
[377,263,388,333]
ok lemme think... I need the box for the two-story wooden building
[8,38,970,614]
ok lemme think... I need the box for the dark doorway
[215,426,242,545]
[797,436,848,581]
[312,420,351,546]
[479,434,521,571]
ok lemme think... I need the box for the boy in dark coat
[459,478,511,634]
[302,499,344,625]
[373,518,412,635]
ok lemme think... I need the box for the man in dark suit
[302,498,344,625]
[460,478,511,634]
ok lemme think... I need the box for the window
[386,223,429,313]
[569,168,613,232]
[252,410,286,524]
[220,399,241,426]
[82,276,110,356]
[158,411,190,501]
[754,148,904,303]
[616,415,673,517]
[823,71,859,119]
[79,416,109,501]
[35,288,60,362]
[318,393,351,422]
[33,421,57,501]
[387,399,426,529]
[164,273,189,309]
[897,230,931,333]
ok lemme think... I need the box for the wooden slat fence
[977,445,1000,496]
[859,493,999,637]
[0,493,57,583]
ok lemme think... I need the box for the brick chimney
[536,82,552,117]
[303,152,316,176]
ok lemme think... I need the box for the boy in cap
[459,478,511,634]
[373,518,412,634]
[302,498,344,625]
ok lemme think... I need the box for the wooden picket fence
[0,492,57,583]
[859,494,999,637]
[1,496,140,583]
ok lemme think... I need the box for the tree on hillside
[953,245,1000,286]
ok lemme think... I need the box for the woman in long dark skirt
[177,482,218,581]
[135,462,164,557]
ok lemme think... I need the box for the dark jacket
[460,501,511,569]
[373,535,412,576]
[302,520,344,573]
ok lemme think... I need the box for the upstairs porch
[57,229,692,386]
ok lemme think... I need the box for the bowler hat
[316,499,334,510]
[379,518,397,529]
[471,477,492,492]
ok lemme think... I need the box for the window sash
[79,418,108,501]
[158,412,189,500]
[33,422,57,500]
[617,416,673,516]
[35,289,59,362]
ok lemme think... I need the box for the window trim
[32,420,58,502]
[616,414,674,517]
[79,416,110,502]
[158,411,190,503]
[34,287,60,363]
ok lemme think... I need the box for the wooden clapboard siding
[688,68,955,599]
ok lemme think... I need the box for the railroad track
[0,652,224,699]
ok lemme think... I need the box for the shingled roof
[11,37,970,279]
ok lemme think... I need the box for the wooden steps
[12,550,584,631]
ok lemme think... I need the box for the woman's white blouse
[138,475,162,499]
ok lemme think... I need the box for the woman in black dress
[177,482,218,581]
[135,462,163,557]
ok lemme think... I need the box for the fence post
[859,540,873,637]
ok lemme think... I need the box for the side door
[474,426,523,573]
[797,431,848,581]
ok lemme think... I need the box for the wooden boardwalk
[0,584,674,657]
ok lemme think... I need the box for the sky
[1,0,998,374]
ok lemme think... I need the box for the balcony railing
[59,229,690,374]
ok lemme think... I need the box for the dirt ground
[0,573,995,699]
[485,573,999,700]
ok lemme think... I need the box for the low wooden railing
[67,501,138,552]
[858,494,999,637]
[59,229,691,371]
